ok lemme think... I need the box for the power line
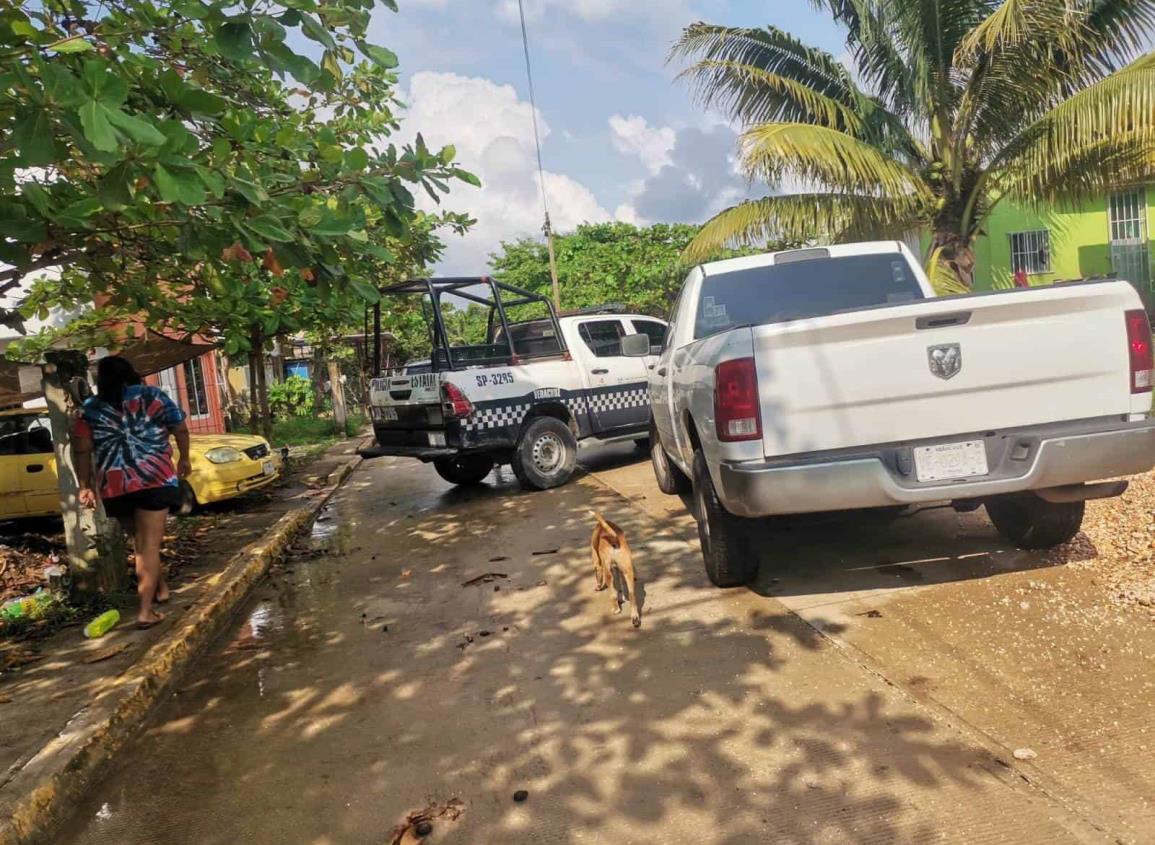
[516,0,561,309]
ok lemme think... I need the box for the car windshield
[694,252,925,339]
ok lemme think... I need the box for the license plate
[913,440,988,483]
[379,406,399,422]
[427,431,446,447]
[262,460,275,476]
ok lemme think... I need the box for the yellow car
[0,409,282,519]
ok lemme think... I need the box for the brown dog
[589,510,641,628]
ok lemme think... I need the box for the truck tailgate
[369,373,442,429]
[752,281,1141,459]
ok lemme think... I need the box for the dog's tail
[588,510,621,547]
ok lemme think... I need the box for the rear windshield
[695,252,924,339]
[493,319,564,358]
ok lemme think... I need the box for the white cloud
[398,72,609,274]
[495,0,688,24]
[609,114,675,175]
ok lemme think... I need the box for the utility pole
[544,212,561,311]
[41,351,128,596]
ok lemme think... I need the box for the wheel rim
[696,485,711,549]
[531,432,565,474]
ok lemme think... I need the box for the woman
[74,356,191,628]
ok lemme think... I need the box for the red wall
[143,352,225,435]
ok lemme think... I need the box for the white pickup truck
[362,277,665,490]
[644,241,1155,587]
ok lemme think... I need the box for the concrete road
[56,444,1152,844]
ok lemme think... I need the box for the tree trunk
[931,231,977,290]
[42,352,129,597]
[328,359,347,434]
[247,350,260,434]
[312,346,326,413]
[254,347,272,442]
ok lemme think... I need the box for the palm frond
[993,54,1155,172]
[997,134,1155,207]
[684,193,925,264]
[925,246,971,295]
[739,123,930,198]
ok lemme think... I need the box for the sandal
[135,612,167,630]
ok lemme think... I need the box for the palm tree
[672,1,1155,289]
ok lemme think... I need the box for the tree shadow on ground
[54,458,1066,845]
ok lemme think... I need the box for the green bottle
[1,591,53,622]
[84,609,121,639]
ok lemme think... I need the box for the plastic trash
[84,609,121,639]
[1,591,53,623]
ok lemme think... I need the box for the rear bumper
[193,463,281,504]
[715,418,1155,517]
[359,444,458,461]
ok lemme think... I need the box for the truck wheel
[433,454,494,486]
[692,452,758,587]
[176,481,198,516]
[650,425,690,495]
[512,417,577,490]
[985,493,1084,549]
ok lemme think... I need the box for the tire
[511,416,577,490]
[691,451,758,587]
[985,493,1084,549]
[176,481,198,516]
[650,425,691,495]
[433,454,495,486]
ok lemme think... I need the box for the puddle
[306,507,357,555]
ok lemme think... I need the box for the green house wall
[970,187,1155,306]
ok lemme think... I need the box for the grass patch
[241,413,367,449]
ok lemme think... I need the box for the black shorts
[102,486,182,520]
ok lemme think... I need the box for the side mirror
[619,333,651,357]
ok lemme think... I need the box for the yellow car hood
[186,433,272,455]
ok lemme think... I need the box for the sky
[372,0,846,273]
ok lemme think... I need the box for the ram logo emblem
[927,343,962,380]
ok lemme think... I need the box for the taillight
[714,357,761,442]
[1126,309,1152,394]
[441,382,474,419]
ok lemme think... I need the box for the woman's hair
[95,355,142,407]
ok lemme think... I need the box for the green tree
[671,2,1155,290]
[491,222,788,316]
[0,0,478,311]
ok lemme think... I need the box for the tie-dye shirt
[74,385,187,499]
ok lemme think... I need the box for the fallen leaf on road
[0,694,12,704]
[532,548,559,556]
[390,798,464,845]
[400,569,412,578]
[1013,748,1037,761]
[489,556,509,562]
[82,643,131,665]
[461,572,508,587]
[857,609,883,619]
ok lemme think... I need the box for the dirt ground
[51,445,1155,844]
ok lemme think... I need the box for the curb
[0,454,362,845]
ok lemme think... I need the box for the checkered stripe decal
[584,386,648,416]
[461,386,646,432]
[467,402,532,431]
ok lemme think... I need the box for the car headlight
[204,446,243,464]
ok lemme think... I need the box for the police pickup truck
[361,277,666,490]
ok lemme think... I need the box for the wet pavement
[56,445,1152,844]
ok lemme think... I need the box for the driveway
[55,445,1152,844]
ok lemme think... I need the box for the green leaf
[58,197,104,222]
[195,166,225,198]
[11,111,54,166]
[174,0,210,20]
[356,41,398,69]
[179,88,227,116]
[320,49,342,81]
[50,37,94,54]
[78,101,118,152]
[299,12,336,49]
[319,144,344,165]
[349,275,381,303]
[244,216,295,242]
[0,203,46,243]
[154,165,205,205]
[231,177,268,205]
[346,148,369,171]
[298,206,324,227]
[439,144,456,164]
[97,163,134,210]
[105,109,167,146]
[308,211,352,237]
[451,167,481,188]
[381,0,398,11]
[19,182,51,216]
[214,21,253,61]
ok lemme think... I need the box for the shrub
[268,375,314,418]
